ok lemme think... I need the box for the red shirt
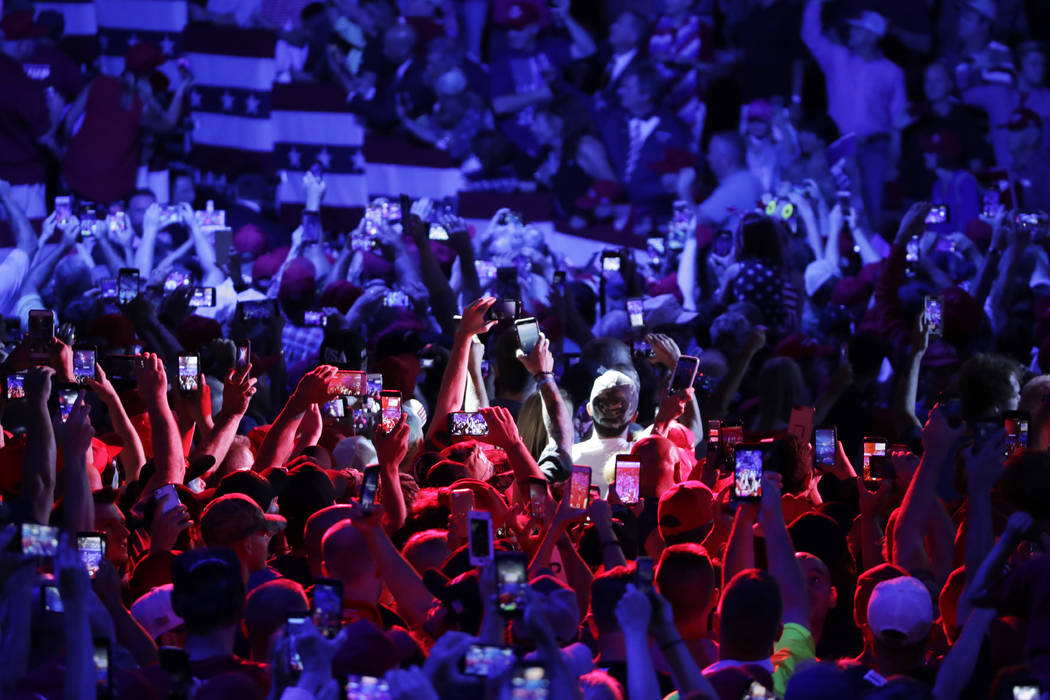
[62,75,143,204]
[0,53,50,185]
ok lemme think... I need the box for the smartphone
[58,385,80,422]
[73,346,97,383]
[514,317,540,356]
[383,290,410,308]
[77,532,106,578]
[322,398,345,419]
[333,370,366,397]
[344,675,392,700]
[163,270,190,292]
[510,663,549,699]
[28,309,55,341]
[360,465,379,511]
[495,551,528,616]
[177,355,199,393]
[303,310,327,327]
[189,287,215,308]
[284,613,311,674]
[311,578,344,639]
[670,355,700,392]
[1003,410,1029,456]
[100,278,118,300]
[862,437,889,481]
[635,555,654,591]
[153,483,180,515]
[52,196,73,226]
[485,298,520,322]
[194,206,225,230]
[236,342,250,370]
[601,250,621,274]
[632,339,654,357]
[527,477,547,519]
[108,210,128,237]
[40,583,63,612]
[239,299,276,322]
[214,227,233,267]
[925,205,949,225]
[79,208,96,239]
[743,681,774,699]
[788,405,815,444]
[117,268,140,305]
[7,372,26,399]
[626,298,644,329]
[614,455,641,505]
[21,523,60,556]
[568,465,591,510]
[379,390,400,433]
[92,638,110,696]
[468,511,494,567]
[428,223,449,241]
[924,295,943,337]
[1013,686,1040,700]
[448,411,488,437]
[721,424,744,471]
[814,427,837,471]
[301,210,321,244]
[733,443,765,501]
[463,644,515,677]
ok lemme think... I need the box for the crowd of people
[3,0,1050,698]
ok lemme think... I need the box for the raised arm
[478,406,545,487]
[426,296,497,444]
[254,365,338,473]
[0,180,38,259]
[758,473,811,627]
[374,415,410,534]
[135,353,186,492]
[402,198,459,337]
[133,203,163,276]
[85,364,145,480]
[55,394,96,534]
[893,405,964,576]
[21,367,57,524]
[194,364,257,472]
[517,334,574,475]
[957,431,1006,622]
[615,585,662,700]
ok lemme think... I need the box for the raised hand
[135,353,168,400]
[222,363,257,416]
[292,365,340,407]
[516,332,553,375]
[374,413,410,470]
[455,296,497,341]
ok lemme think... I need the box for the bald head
[305,505,356,577]
[322,521,376,594]
[633,436,680,499]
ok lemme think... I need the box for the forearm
[106,600,158,666]
[425,335,472,442]
[1,578,33,691]
[859,513,886,571]
[851,228,883,264]
[62,604,94,700]
[23,403,57,524]
[622,631,661,700]
[134,227,160,276]
[253,396,309,473]
[932,608,995,700]
[364,528,435,631]
[926,502,956,587]
[556,537,593,615]
[528,521,567,576]
[454,246,481,303]
[959,493,993,621]
[892,351,924,433]
[677,238,699,311]
[893,449,945,573]
[414,243,457,336]
[1,192,37,257]
[194,409,244,470]
[563,15,596,58]
[722,513,755,589]
[379,466,407,534]
[539,380,573,459]
[94,236,127,276]
[143,396,186,491]
[659,638,715,699]
[763,507,809,625]
[504,440,546,491]
[493,89,550,115]
[26,241,74,294]
[59,449,94,534]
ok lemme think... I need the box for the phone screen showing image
[614,457,640,505]
[815,428,836,470]
[178,356,199,392]
[733,447,764,501]
[568,466,591,510]
[311,580,343,639]
[73,349,96,382]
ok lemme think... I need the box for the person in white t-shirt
[571,369,640,497]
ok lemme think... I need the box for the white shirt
[572,433,632,497]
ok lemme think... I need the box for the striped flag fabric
[363,135,464,201]
[184,24,276,176]
[272,82,368,230]
[95,0,187,75]
[33,0,99,65]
